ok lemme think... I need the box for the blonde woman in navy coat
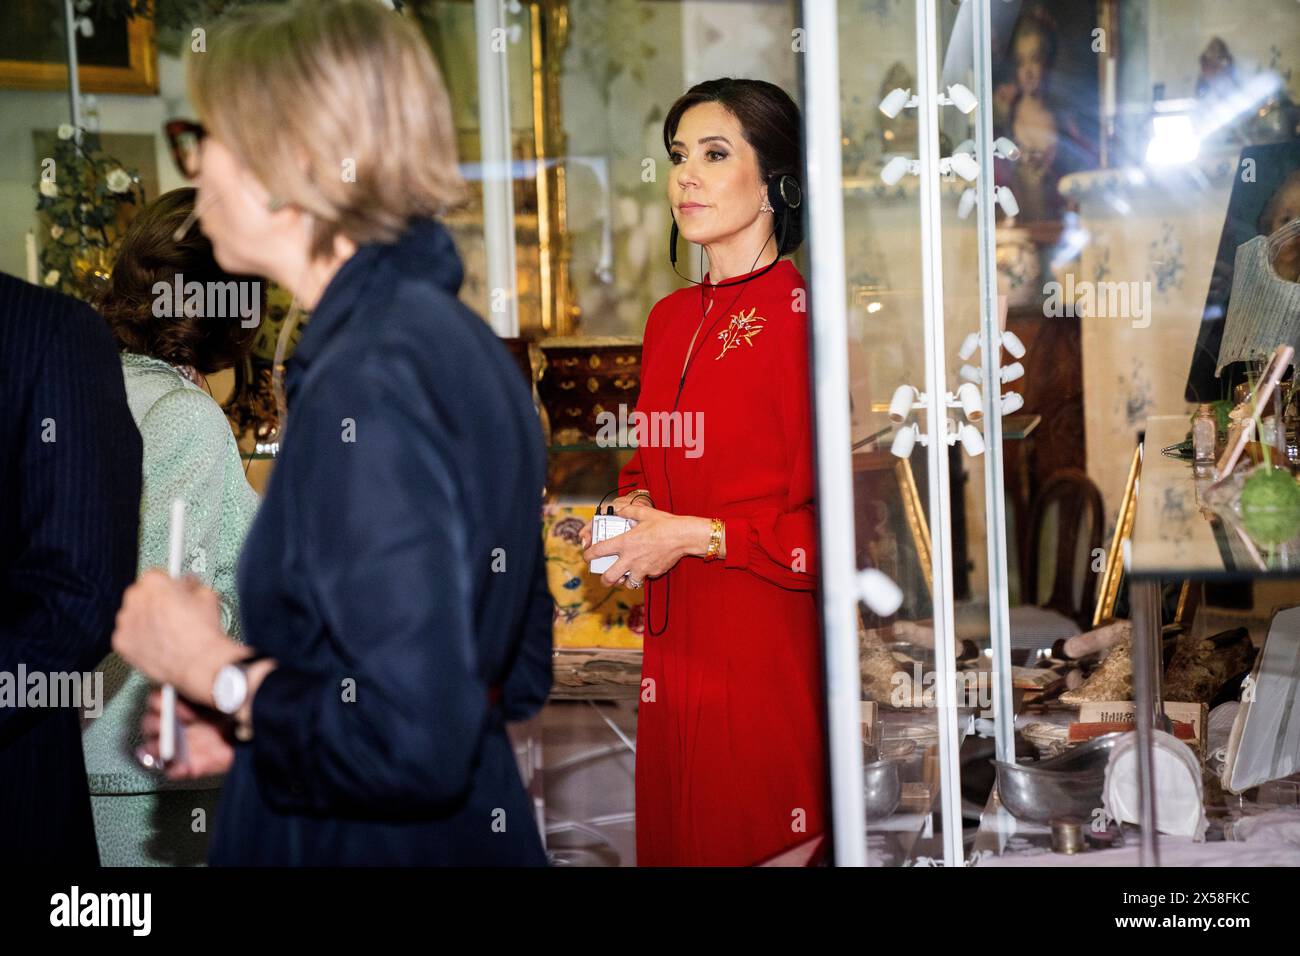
[111,0,552,865]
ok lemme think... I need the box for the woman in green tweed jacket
[84,188,260,865]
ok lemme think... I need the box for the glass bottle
[1193,404,1217,464]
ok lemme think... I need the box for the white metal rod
[475,0,520,336]
[972,0,1015,766]
[803,0,867,867]
[915,0,964,867]
[63,0,81,130]
[1132,578,1162,866]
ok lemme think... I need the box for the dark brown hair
[1009,8,1058,71]
[663,78,804,255]
[97,187,260,374]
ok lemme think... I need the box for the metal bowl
[864,758,902,822]
[992,733,1125,826]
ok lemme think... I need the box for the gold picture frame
[1093,443,1141,627]
[409,0,576,337]
[0,7,157,95]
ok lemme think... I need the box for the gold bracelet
[704,517,723,561]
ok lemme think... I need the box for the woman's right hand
[137,687,235,780]
[579,492,647,549]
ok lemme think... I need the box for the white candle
[26,230,38,284]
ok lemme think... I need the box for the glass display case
[980,0,1300,868]
[460,0,1300,866]
[807,0,1300,867]
[806,0,998,867]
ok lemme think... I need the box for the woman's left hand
[112,569,245,705]
[582,503,711,587]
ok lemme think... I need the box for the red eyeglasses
[164,119,207,180]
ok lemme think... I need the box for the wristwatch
[212,661,252,715]
[212,654,268,740]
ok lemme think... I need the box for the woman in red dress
[582,78,826,866]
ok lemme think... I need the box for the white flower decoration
[50,225,64,239]
[39,179,59,198]
[106,168,132,194]
[57,124,75,141]
[44,269,60,286]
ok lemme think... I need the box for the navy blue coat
[210,219,553,865]
[0,272,142,864]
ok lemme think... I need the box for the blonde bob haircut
[189,0,466,259]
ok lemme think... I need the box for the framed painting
[0,1,158,95]
[990,0,1105,234]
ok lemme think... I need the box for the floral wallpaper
[560,0,800,339]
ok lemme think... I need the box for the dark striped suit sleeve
[0,278,141,735]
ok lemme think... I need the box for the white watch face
[213,664,248,715]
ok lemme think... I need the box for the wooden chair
[1000,468,1107,658]
[1022,468,1106,631]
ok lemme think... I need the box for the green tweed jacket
[82,352,258,865]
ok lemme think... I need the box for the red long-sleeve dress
[620,258,826,866]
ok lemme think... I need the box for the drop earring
[760,195,774,213]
